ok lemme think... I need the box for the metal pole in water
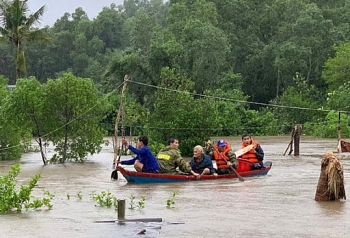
[118,199,125,220]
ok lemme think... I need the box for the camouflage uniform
[156,145,191,174]
[205,144,238,174]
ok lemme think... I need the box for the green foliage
[0,0,50,80]
[271,73,325,133]
[166,191,178,208]
[0,164,54,213]
[0,76,22,160]
[241,110,279,136]
[148,141,165,156]
[304,111,350,138]
[44,73,110,163]
[76,191,82,200]
[1,0,349,143]
[4,77,47,162]
[326,81,350,112]
[91,190,118,209]
[323,42,350,92]
[147,67,216,156]
[129,194,146,210]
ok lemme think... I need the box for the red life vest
[213,142,232,169]
[241,139,260,163]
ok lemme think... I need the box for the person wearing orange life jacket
[205,139,238,175]
[240,134,264,169]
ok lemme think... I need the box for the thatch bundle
[315,151,346,201]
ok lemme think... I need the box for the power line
[128,79,350,113]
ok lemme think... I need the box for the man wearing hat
[206,139,238,174]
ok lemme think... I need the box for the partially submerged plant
[76,191,82,200]
[166,191,178,208]
[0,163,54,212]
[129,194,146,210]
[91,190,117,209]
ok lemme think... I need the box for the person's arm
[226,150,238,168]
[177,155,192,173]
[128,145,142,155]
[255,145,264,161]
[227,150,237,162]
[205,141,214,158]
[120,156,137,165]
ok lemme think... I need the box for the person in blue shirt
[119,136,160,173]
[190,145,218,176]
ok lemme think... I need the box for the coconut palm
[0,0,50,81]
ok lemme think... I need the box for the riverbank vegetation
[1,0,350,158]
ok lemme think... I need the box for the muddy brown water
[1,136,350,238]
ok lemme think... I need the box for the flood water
[1,136,350,238]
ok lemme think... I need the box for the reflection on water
[316,200,346,216]
[1,136,350,238]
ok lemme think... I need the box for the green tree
[43,73,110,163]
[0,75,22,160]
[4,77,48,164]
[322,42,350,92]
[271,73,325,133]
[147,67,216,155]
[327,82,350,112]
[167,0,230,93]
[0,0,50,81]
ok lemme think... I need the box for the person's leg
[201,168,210,175]
[217,168,230,175]
[134,160,143,172]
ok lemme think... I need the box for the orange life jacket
[213,142,232,169]
[241,139,260,163]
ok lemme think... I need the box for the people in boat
[156,138,199,176]
[205,139,238,175]
[240,134,264,169]
[189,145,218,176]
[119,136,160,173]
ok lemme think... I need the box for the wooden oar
[234,144,254,157]
[111,144,123,180]
[212,146,244,182]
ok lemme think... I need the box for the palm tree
[0,0,50,81]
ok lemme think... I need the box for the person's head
[217,139,226,152]
[193,145,204,159]
[138,135,149,147]
[168,138,179,150]
[242,134,252,145]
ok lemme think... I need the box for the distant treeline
[1,0,350,158]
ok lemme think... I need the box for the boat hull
[117,161,272,184]
[338,140,350,153]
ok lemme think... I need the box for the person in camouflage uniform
[205,139,238,175]
[157,138,199,176]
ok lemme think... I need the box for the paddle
[211,145,244,182]
[111,144,123,180]
[234,144,254,157]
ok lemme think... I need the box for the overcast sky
[29,0,124,26]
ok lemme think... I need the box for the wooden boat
[117,159,272,184]
[337,140,350,153]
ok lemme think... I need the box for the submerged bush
[0,163,54,213]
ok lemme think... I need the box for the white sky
[29,0,124,26]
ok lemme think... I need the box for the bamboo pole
[112,75,129,169]
[337,111,341,142]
